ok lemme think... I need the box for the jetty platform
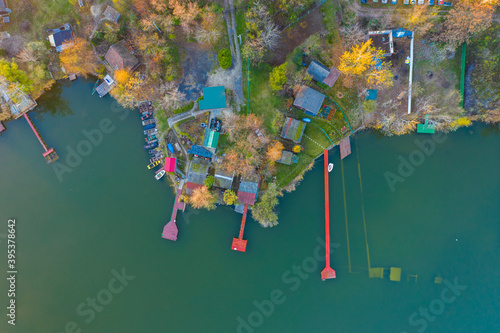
[321,149,336,280]
[162,184,186,241]
[23,113,59,163]
[339,136,351,160]
[231,204,248,252]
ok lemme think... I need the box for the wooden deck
[162,187,186,241]
[231,204,248,252]
[339,136,351,160]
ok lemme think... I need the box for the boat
[144,128,158,136]
[142,119,155,126]
[150,155,164,163]
[302,118,311,123]
[146,135,157,141]
[155,169,166,180]
[144,142,158,149]
[147,160,162,169]
[328,163,334,172]
[141,112,152,121]
[144,123,156,130]
[149,148,161,154]
[145,139,158,145]
[167,143,175,154]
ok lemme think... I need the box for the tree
[59,38,98,77]
[223,190,238,205]
[251,183,282,227]
[366,66,393,88]
[196,9,223,45]
[114,69,131,87]
[266,141,284,163]
[269,64,287,91]
[339,39,381,76]
[204,175,215,189]
[437,0,496,47]
[340,23,367,50]
[189,186,217,210]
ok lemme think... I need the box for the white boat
[155,169,166,180]
[328,163,334,172]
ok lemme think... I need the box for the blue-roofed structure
[307,60,341,88]
[293,86,326,116]
[366,89,378,101]
[392,28,412,38]
[198,86,226,110]
[203,127,219,149]
[187,145,213,159]
[47,23,74,52]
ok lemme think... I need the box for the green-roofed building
[203,127,219,149]
[198,86,226,110]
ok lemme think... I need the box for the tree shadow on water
[35,81,73,120]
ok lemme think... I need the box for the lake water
[1,80,499,333]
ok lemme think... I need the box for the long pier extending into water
[231,204,248,252]
[321,149,336,280]
[23,113,59,163]
[162,182,186,241]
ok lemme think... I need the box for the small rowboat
[144,142,158,149]
[155,169,166,180]
[328,163,334,172]
[144,128,158,136]
[144,123,156,130]
[147,160,162,169]
[142,119,155,126]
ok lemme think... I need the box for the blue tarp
[366,89,378,101]
[392,28,412,38]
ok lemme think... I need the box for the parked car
[418,0,424,4]
[373,0,378,2]
[438,0,444,4]
[443,1,452,5]
[361,0,367,3]
[382,0,388,3]
[428,0,434,5]
[410,0,416,4]
[391,0,397,4]
[404,0,409,4]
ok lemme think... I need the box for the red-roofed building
[237,176,260,206]
[105,40,139,71]
[165,157,176,173]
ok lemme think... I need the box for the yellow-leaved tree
[223,190,238,206]
[189,186,217,210]
[59,38,98,77]
[114,69,131,88]
[339,39,393,88]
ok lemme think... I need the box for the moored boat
[147,160,162,169]
[142,119,155,126]
[144,123,156,130]
[146,135,157,141]
[155,169,166,180]
[145,139,158,145]
[328,163,334,172]
[144,142,158,149]
[144,128,158,136]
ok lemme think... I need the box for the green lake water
[1,80,499,333]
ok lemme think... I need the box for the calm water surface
[0,80,499,333]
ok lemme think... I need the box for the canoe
[167,143,175,154]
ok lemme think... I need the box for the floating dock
[339,136,351,160]
[321,150,336,280]
[23,113,59,163]
[231,204,248,252]
[162,186,186,241]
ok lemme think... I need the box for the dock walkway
[162,181,186,241]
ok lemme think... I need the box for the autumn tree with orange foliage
[114,69,131,87]
[339,39,393,88]
[59,38,98,77]
[189,186,217,210]
[437,0,497,47]
[266,141,284,163]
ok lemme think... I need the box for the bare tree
[16,47,38,63]
[340,23,366,50]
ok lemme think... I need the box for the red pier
[162,187,186,241]
[23,113,59,163]
[231,204,248,252]
[321,149,336,280]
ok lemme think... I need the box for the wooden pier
[321,150,336,280]
[23,113,59,163]
[339,136,351,160]
[231,204,248,252]
[162,186,186,241]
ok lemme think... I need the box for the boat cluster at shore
[139,102,165,180]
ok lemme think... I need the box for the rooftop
[187,144,213,159]
[237,176,260,205]
[198,86,226,110]
[281,117,306,143]
[164,157,176,173]
[105,40,139,71]
[47,23,74,52]
[103,6,121,22]
[203,127,219,149]
[293,86,325,116]
[307,60,341,88]
[0,78,37,118]
[276,151,298,165]
[214,169,234,190]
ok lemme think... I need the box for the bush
[362,100,377,113]
[218,48,232,69]
[269,63,287,91]
[172,101,194,114]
